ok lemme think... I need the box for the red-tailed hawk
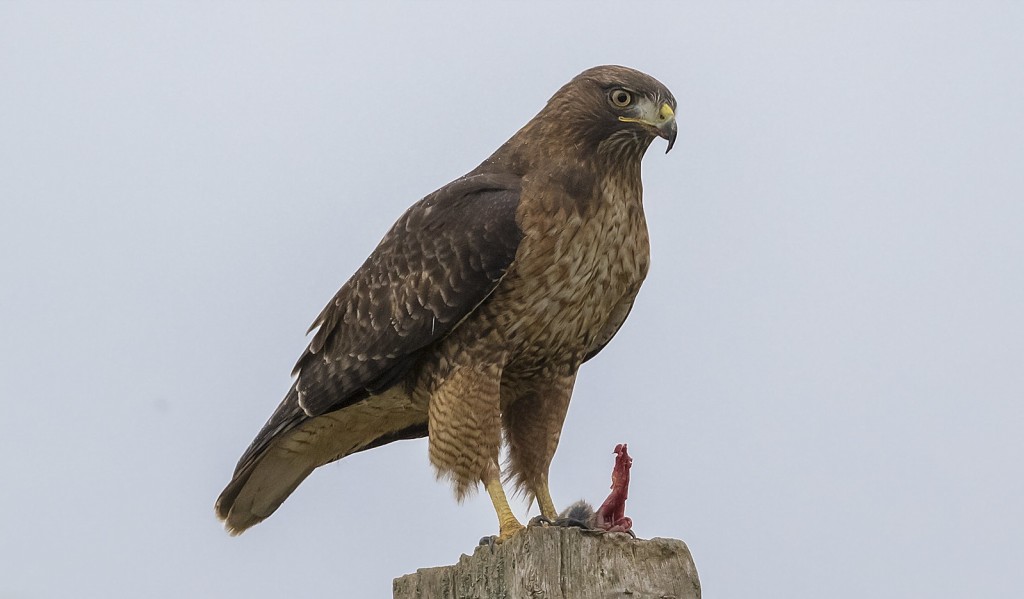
[216,65,677,540]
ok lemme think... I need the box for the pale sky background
[1,2,1022,598]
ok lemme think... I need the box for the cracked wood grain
[393,526,700,599]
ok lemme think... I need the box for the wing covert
[231,172,522,476]
[299,172,523,414]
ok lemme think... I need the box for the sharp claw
[528,515,553,527]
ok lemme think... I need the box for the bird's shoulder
[292,172,525,416]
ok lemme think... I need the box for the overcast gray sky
[1,2,1022,598]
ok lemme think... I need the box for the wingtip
[215,502,254,536]
[215,483,250,536]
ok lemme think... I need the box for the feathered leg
[427,351,524,539]
[502,370,576,521]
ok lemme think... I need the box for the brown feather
[216,65,676,534]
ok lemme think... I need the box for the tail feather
[215,451,317,535]
[215,389,427,534]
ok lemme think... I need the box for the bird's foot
[477,520,525,552]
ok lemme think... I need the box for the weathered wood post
[393,525,700,599]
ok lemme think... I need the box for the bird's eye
[609,89,633,108]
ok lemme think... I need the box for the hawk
[216,65,677,541]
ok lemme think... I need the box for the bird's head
[545,65,678,157]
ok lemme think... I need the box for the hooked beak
[619,101,678,153]
[658,104,678,153]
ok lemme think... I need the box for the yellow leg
[535,477,558,521]
[484,472,524,541]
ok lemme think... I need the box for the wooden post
[393,526,700,598]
